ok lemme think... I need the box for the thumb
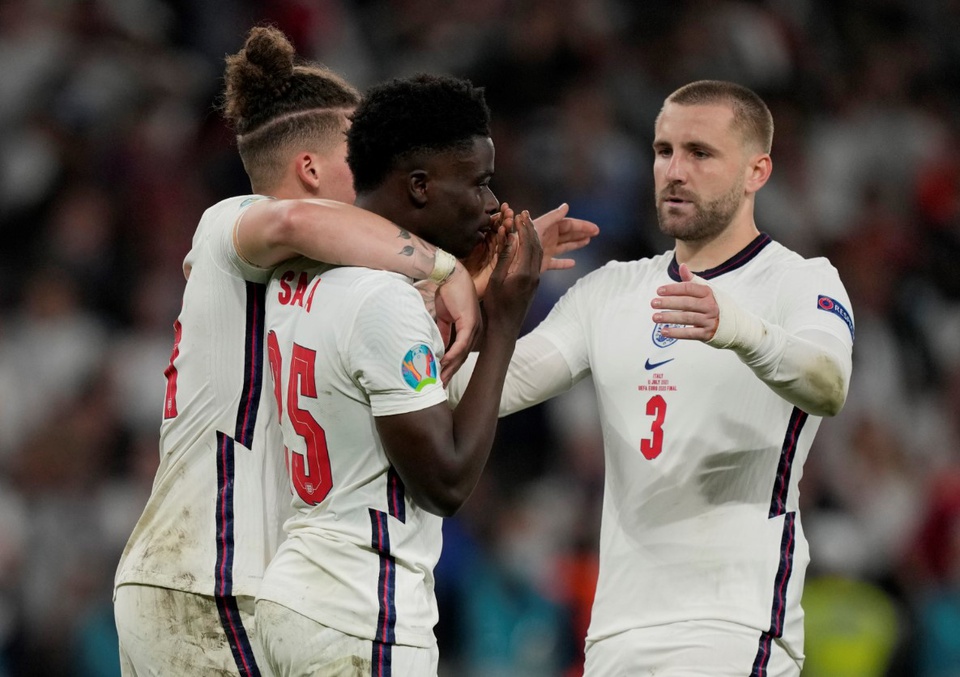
[534,203,569,235]
[678,263,710,286]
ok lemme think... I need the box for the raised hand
[650,263,720,342]
[462,203,511,300]
[533,203,599,271]
[482,209,543,335]
[434,260,481,383]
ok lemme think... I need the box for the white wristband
[428,249,457,285]
[705,282,762,351]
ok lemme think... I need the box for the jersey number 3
[640,394,667,460]
[267,331,333,505]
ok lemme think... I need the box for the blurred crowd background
[1,0,959,675]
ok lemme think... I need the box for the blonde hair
[221,26,361,189]
[665,80,774,153]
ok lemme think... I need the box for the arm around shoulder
[235,198,440,276]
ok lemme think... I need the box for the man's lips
[661,193,695,205]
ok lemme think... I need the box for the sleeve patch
[817,295,855,340]
[401,344,438,391]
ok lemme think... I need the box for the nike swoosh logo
[644,357,675,370]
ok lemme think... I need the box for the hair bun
[243,26,296,82]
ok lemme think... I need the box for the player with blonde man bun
[113,26,484,676]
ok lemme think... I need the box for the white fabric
[257,263,448,649]
[115,585,268,676]
[583,620,801,677]
[256,600,439,677]
[449,238,854,661]
[115,195,293,599]
[704,276,852,416]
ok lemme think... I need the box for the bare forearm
[426,332,526,517]
[238,199,439,277]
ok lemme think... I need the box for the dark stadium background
[1,1,958,675]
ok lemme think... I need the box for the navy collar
[667,233,772,281]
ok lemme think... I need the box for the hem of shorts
[254,596,437,649]
[113,571,263,601]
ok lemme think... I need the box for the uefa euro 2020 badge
[401,344,438,391]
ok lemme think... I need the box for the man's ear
[745,153,772,195]
[408,169,428,207]
[294,152,323,192]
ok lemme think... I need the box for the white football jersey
[524,235,854,664]
[115,195,292,599]
[256,262,448,648]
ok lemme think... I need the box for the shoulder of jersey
[580,253,672,284]
[752,240,835,277]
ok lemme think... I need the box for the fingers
[544,258,576,271]
[532,203,569,236]
[656,323,715,342]
[650,270,720,342]
[651,294,714,313]
[656,280,713,298]
[439,315,479,384]
[489,211,518,284]
[556,217,600,241]
[515,210,544,272]
[552,238,593,255]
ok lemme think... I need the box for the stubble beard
[656,176,745,243]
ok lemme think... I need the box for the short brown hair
[666,80,774,154]
[221,26,361,190]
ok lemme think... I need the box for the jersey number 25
[267,331,333,505]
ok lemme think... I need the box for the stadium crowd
[0,0,958,675]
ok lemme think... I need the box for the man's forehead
[448,136,495,171]
[655,102,736,141]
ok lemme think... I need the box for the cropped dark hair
[221,26,361,189]
[666,80,774,154]
[347,74,491,194]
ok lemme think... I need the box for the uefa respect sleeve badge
[401,344,438,391]
[816,295,855,340]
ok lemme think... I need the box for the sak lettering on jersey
[401,344,437,391]
[816,295,854,340]
[276,271,322,313]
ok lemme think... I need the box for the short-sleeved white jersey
[115,195,292,599]
[532,234,854,663]
[256,262,448,648]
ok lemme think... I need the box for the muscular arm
[237,198,478,375]
[374,210,543,516]
[236,198,444,274]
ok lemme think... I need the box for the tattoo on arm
[399,246,415,257]
[397,229,411,240]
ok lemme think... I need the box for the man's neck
[674,220,761,273]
